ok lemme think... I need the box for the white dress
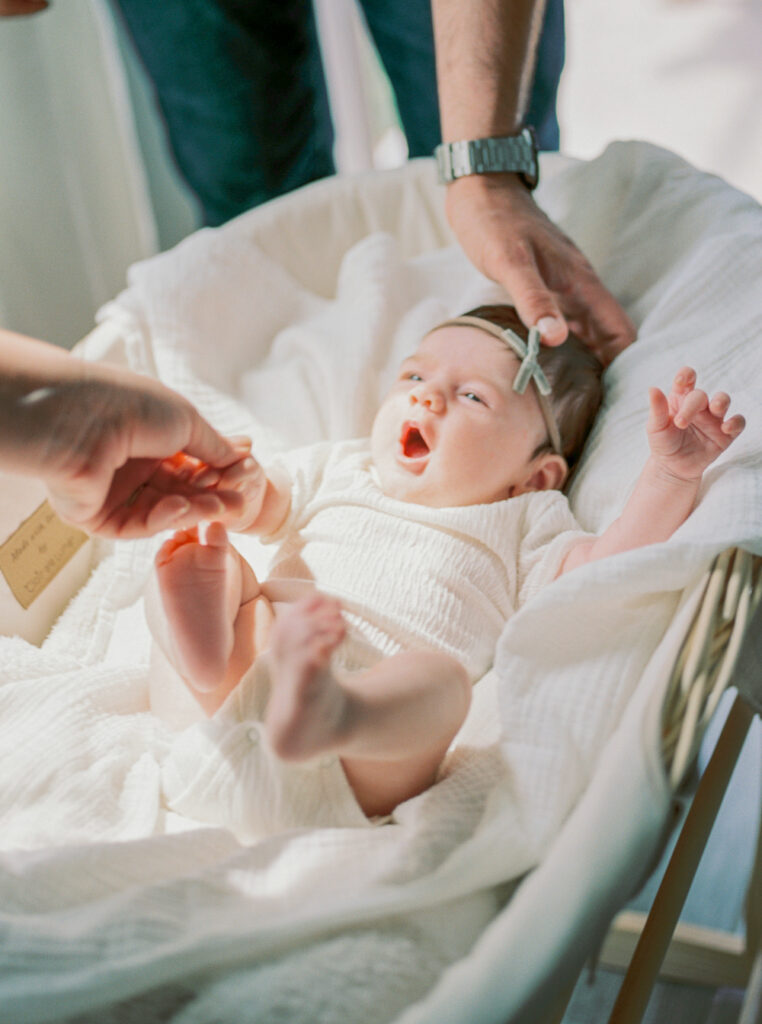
[263,439,588,681]
[161,439,590,838]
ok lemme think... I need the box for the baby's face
[370,325,550,507]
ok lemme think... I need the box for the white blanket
[1,142,760,1024]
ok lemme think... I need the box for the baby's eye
[404,372,423,382]
[462,391,485,404]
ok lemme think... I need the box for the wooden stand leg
[744,742,762,962]
[607,696,755,1024]
[739,950,762,1024]
[546,981,578,1024]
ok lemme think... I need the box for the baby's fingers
[708,392,744,442]
[673,388,708,429]
[671,366,697,397]
[720,413,745,438]
[708,391,730,420]
[194,455,262,492]
[647,387,671,432]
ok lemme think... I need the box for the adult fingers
[561,279,637,366]
[93,487,247,539]
[446,175,636,364]
[143,491,244,536]
[0,1,49,15]
[179,407,242,468]
[504,254,635,365]
[490,247,568,346]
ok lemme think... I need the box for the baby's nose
[410,388,445,413]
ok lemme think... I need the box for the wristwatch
[434,127,539,190]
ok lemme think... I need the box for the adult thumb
[183,410,238,467]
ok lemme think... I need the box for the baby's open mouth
[401,421,430,458]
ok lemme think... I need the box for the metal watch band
[434,127,539,189]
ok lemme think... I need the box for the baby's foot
[266,594,347,760]
[155,522,243,691]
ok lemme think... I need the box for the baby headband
[435,315,563,456]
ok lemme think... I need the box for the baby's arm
[561,367,745,575]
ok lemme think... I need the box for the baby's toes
[202,520,229,549]
[317,595,344,626]
[155,527,199,566]
[303,596,345,650]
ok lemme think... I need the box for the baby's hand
[100,438,260,537]
[647,367,745,482]
[180,445,269,532]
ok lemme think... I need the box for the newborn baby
[146,305,744,819]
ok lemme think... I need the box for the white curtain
[0,0,391,350]
[0,1,163,348]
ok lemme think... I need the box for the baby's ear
[515,453,568,495]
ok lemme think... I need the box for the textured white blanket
[1,142,760,1024]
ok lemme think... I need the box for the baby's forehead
[406,326,519,375]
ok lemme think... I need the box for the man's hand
[0,1,49,15]
[445,173,637,366]
[647,367,745,482]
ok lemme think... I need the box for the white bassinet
[0,143,760,1024]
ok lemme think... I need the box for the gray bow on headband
[500,326,552,396]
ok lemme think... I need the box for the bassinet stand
[553,547,762,1024]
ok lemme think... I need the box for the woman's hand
[0,1,49,16]
[34,375,258,538]
[0,334,262,538]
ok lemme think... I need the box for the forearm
[561,458,700,574]
[0,329,95,472]
[432,0,547,140]
[0,328,82,387]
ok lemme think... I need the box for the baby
[147,305,744,819]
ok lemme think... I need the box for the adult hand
[0,341,258,538]
[445,173,636,366]
[36,375,256,539]
[0,1,49,15]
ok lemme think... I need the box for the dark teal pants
[113,0,564,226]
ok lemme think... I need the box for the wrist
[444,170,537,233]
[444,168,534,206]
[435,128,539,190]
[646,455,703,491]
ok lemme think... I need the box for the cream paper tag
[0,500,88,610]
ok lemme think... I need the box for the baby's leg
[266,594,471,817]
[150,522,272,716]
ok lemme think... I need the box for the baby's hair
[463,304,604,470]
